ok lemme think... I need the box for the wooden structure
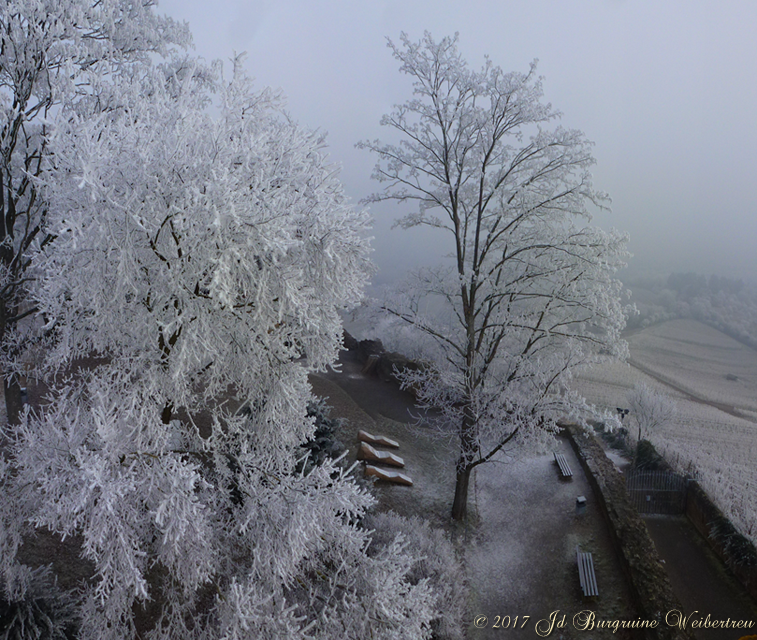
[576,547,599,597]
[358,430,400,449]
[364,464,413,486]
[358,431,413,486]
[553,452,573,479]
[357,442,405,468]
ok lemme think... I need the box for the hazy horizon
[158,0,757,286]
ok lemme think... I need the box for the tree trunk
[0,304,24,425]
[451,404,478,521]
[451,463,472,521]
[4,374,23,426]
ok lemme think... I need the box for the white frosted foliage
[0,0,192,429]
[2,57,438,638]
[627,382,677,443]
[360,32,630,519]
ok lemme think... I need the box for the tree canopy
[627,382,677,444]
[0,53,448,639]
[0,0,191,423]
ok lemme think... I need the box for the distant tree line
[626,272,757,348]
[666,272,745,298]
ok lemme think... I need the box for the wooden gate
[626,470,688,515]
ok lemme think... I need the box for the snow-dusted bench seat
[364,464,413,486]
[553,452,573,479]
[576,546,599,597]
[358,430,400,449]
[357,442,405,468]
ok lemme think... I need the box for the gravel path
[644,515,757,640]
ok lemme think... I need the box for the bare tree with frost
[359,32,629,521]
[1,60,442,639]
[627,383,677,444]
[0,0,191,424]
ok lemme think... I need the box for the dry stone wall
[564,425,695,640]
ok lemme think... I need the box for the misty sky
[159,0,757,285]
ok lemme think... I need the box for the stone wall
[564,425,695,640]
[343,330,425,392]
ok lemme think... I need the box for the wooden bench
[364,464,413,486]
[576,547,599,597]
[553,452,573,478]
[358,430,400,449]
[357,442,405,468]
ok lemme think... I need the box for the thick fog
[159,0,757,285]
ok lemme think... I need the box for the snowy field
[572,319,757,544]
[628,319,757,417]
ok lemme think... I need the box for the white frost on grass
[571,360,680,412]
[466,454,579,616]
[468,456,546,602]
[573,319,757,545]
[628,319,757,414]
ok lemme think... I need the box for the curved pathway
[627,357,757,424]
[643,515,757,640]
[312,350,640,639]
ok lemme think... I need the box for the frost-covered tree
[359,33,629,521]
[1,61,440,639]
[627,383,677,444]
[0,0,190,423]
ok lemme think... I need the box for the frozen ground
[465,442,636,640]
[6,340,755,636]
[627,319,757,416]
[312,352,639,639]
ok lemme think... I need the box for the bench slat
[358,430,400,449]
[576,548,599,597]
[553,452,573,478]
